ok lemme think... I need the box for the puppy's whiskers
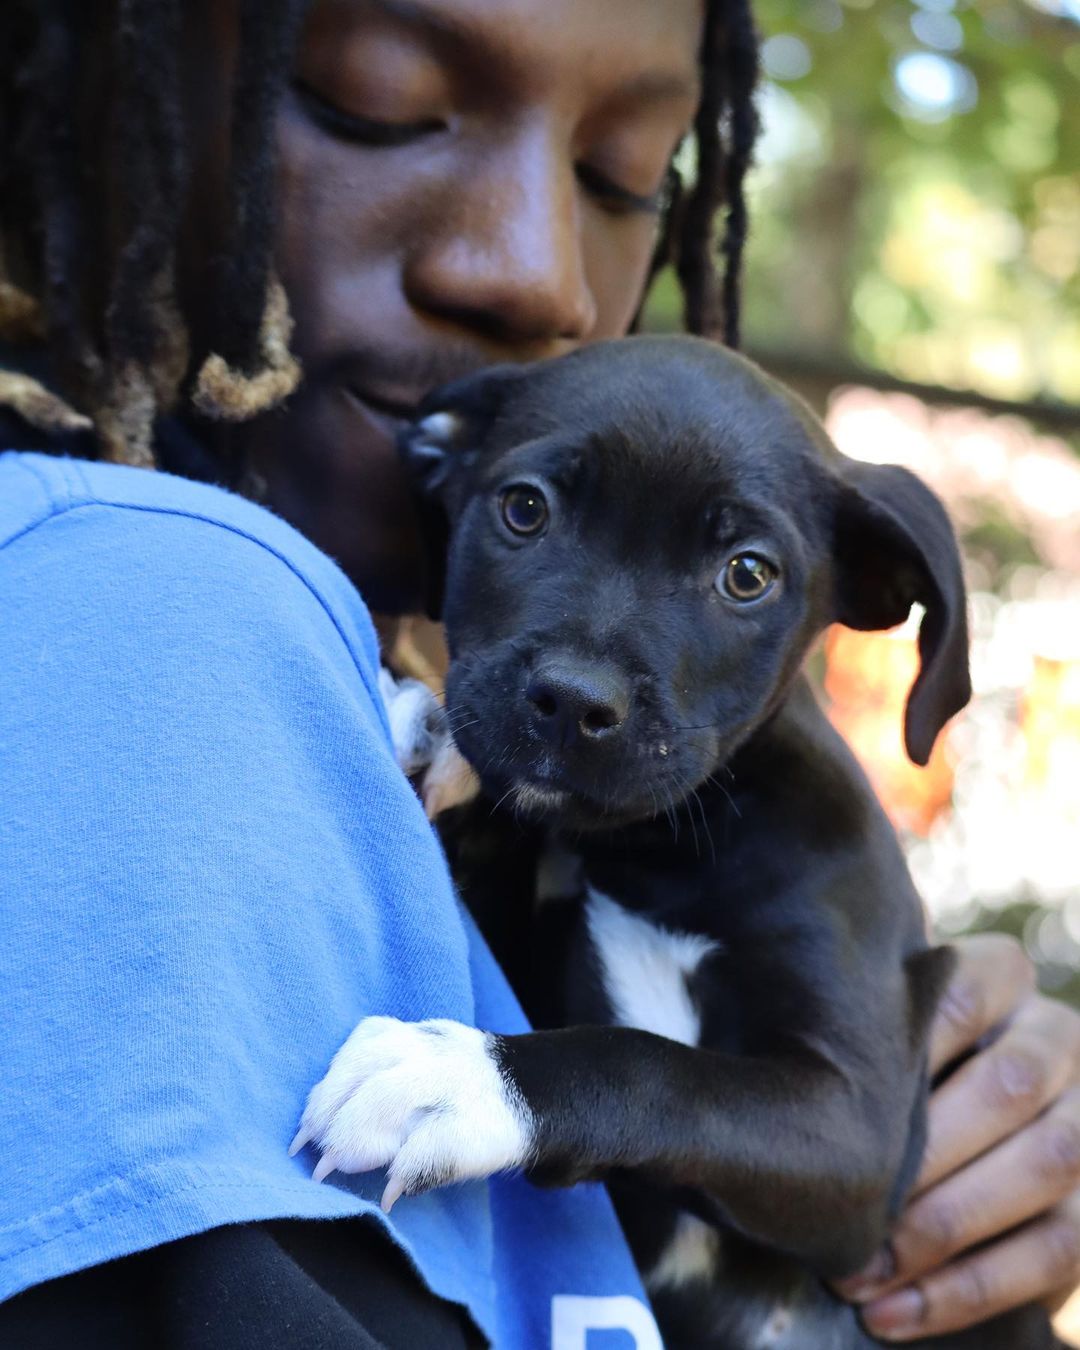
[688,786,717,865]
[647,781,666,835]
[684,788,701,858]
[703,771,741,821]
[664,786,680,842]
[489,785,518,818]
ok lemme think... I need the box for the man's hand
[836,933,1080,1340]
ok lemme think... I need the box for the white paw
[378,669,445,778]
[290,1017,534,1209]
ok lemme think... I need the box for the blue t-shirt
[0,451,661,1349]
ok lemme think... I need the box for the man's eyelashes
[575,161,662,216]
[294,78,661,215]
[293,79,445,148]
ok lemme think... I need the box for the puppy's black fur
[401,336,1060,1349]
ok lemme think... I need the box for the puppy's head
[401,336,970,830]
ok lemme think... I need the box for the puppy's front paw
[290,1016,533,1210]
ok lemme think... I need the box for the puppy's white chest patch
[585,888,719,1047]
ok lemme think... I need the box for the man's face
[215,0,703,612]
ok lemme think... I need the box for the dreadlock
[675,0,761,345]
[193,0,306,423]
[0,0,759,472]
[0,0,305,472]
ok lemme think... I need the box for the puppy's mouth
[494,756,579,820]
[505,778,625,830]
[446,684,724,830]
[488,760,662,831]
[509,781,574,817]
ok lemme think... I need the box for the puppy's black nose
[525,660,630,748]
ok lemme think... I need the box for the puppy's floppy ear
[399,363,526,503]
[400,408,471,503]
[398,364,526,620]
[833,460,971,767]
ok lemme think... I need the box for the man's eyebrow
[366,0,485,53]
[366,0,701,108]
[613,70,701,107]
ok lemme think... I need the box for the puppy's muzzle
[525,657,631,751]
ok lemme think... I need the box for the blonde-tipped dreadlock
[194,277,301,422]
[0,257,88,436]
[94,263,192,468]
[0,369,92,437]
[0,279,45,343]
[0,0,759,478]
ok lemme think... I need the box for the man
[2,2,1079,1345]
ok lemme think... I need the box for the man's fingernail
[834,1246,896,1300]
[862,1287,926,1338]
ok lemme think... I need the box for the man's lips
[346,385,419,431]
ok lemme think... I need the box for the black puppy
[294,337,1059,1349]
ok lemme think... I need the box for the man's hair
[0,0,759,472]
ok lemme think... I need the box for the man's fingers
[927,933,1036,1077]
[837,939,1080,1332]
[917,995,1080,1194]
[882,1088,1080,1290]
[860,1196,1080,1341]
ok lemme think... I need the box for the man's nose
[403,125,597,347]
[526,659,631,750]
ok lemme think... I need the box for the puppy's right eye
[718,553,778,602]
[500,485,549,537]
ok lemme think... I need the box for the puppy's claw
[291,1017,531,1208]
[381,1175,406,1213]
[288,1128,310,1158]
[312,1153,338,1184]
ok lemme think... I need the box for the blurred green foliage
[647,1,1080,999]
[962,900,1080,1004]
[647,0,1080,407]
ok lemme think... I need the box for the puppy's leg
[489,1024,917,1279]
[296,1016,904,1275]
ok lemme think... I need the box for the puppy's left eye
[718,554,778,602]
[500,485,549,537]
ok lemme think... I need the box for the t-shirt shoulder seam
[3,495,385,716]
[0,453,75,548]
